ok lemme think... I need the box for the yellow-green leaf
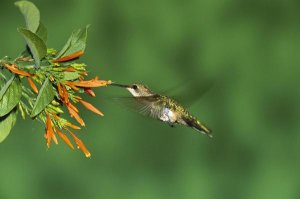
[0,76,22,117]
[56,25,90,58]
[63,71,80,81]
[0,108,17,143]
[30,78,54,117]
[15,1,40,33]
[36,22,47,43]
[18,28,47,67]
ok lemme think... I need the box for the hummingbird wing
[113,95,164,119]
[160,76,216,107]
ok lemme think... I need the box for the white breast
[159,108,176,123]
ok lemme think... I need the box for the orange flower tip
[49,76,55,82]
[65,82,80,91]
[66,123,81,130]
[67,105,85,126]
[53,134,58,145]
[63,67,76,72]
[67,78,111,88]
[56,128,75,149]
[53,51,84,63]
[84,88,96,97]
[69,131,90,158]
[85,153,91,158]
[4,63,31,77]
[79,100,104,116]
[27,77,39,94]
[81,71,88,76]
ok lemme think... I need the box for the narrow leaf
[56,25,90,58]
[18,28,47,67]
[0,108,18,143]
[0,76,22,117]
[15,1,40,33]
[30,78,54,117]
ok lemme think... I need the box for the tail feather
[183,116,212,138]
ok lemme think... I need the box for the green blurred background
[1,0,300,198]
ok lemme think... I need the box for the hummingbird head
[127,84,154,97]
[111,83,154,97]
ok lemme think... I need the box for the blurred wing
[113,95,163,119]
[161,77,216,107]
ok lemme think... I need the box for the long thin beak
[110,82,130,88]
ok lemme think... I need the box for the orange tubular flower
[80,71,88,76]
[46,114,58,147]
[67,102,79,113]
[84,88,96,97]
[65,122,81,130]
[53,51,84,63]
[67,77,111,88]
[57,83,65,103]
[63,67,76,72]
[62,84,69,103]
[65,81,79,91]
[56,128,74,149]
[58,83,73,105]
[79,99,104,116]
[27,77,38,93]
[68,129,91,158]
[67,104,85,126]
[4,63,31,77]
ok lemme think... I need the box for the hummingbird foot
[168,123,175,128]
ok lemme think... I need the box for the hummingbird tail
[184,116,213,138]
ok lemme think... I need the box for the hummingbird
[111,83,212,138]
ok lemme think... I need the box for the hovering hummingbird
[111,83,212,138]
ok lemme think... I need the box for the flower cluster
[0,1,111,157]
[1,50,111,157]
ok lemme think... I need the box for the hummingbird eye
[132,85,138,90]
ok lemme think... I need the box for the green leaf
[18,28,47,67]
[30,78,54,117]
[15,1,40,33]
[36,22,47,43]
[0,76,15,100]
[56,25,90,58]
[20,45,32,58]
[63,71,81,81]
[0,76,22,117]
[0,108,18,143]
[0,76,5,88]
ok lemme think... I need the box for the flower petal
[63,67,76,72]
[67,104,85,126]
[65,122,81,130]
[27,77,38,94]
[53,51,84,63]
[57,83,64,99]
[62,84,69,103]
[84,88,96,97]
[46,114,57,147]
[79,99,104,116]
[4,64,31,77]
[67,77,111,88]
[56,128,74,149]
[67,102,79,113]
[65,81,80,91]
[68,130,91,158]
